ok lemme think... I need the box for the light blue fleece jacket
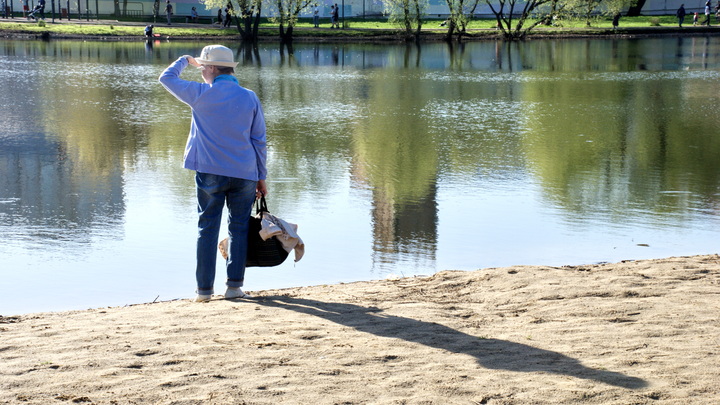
[159,56,267,181]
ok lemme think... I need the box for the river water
[2,36,720,315]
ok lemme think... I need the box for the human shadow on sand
[254,296,647,389]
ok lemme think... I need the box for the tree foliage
[560,0,632,27]
[562,0,629,26]
[624,0,643,16]
[444,0,481,41]
[567,0,605,26]
[266,0,314,42]
[384,0,428,40]
[196,0,639,43]
[238,0,264,41]
[202,0,263,41]
[485,0,554,39]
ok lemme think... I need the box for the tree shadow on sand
[254,296,647,389]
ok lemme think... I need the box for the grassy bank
[0,15,718,41]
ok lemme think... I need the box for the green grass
[0,14,711,39]
[0,21,143,36]
[0,20,277,37]
[281,14,697,30]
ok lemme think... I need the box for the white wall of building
[32,0,709,19]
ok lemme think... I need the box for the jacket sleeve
[250,93,268,180]
[158,56,205,106]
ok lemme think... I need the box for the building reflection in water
[369,183,438,273]
[0,133,125,246]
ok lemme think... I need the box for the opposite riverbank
[2,254,719,404]
[2,14,720,42]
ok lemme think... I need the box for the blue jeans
[195,172,257,295]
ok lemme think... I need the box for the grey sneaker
[224,287,251,299]
[194,294,212,302]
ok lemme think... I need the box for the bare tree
[204,0,263,41]
[237,0,263,41]
[384,0,428,40]
[565,0,605,26]
[269,0,314,43]
[486,0,554,39]
[444,0,482,41]
[562,0,632,27]
[625,0,644,16]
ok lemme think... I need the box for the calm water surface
[2,37,720,315]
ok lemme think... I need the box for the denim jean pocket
[196,172,221,188]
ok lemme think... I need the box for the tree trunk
[237,7,261,42]
[445,18,455,41]
[414,0,422,41]
[237,16,252,40]
[626,0,647,17]
[242,16,252,37]
[252,5,261,38]
[279,24,294,43]
[402,2,412,35]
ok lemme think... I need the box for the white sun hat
[194,45,238,68]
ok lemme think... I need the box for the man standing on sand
[159,45,268,302]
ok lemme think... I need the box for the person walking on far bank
[333,3,340,28]
[677,4,686,27]
[27,0,45,20]
[704,1,711,25]
[223,4,233,27]
[159,45,268,303]
[165,0,173,25]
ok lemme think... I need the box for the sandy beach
[2,254,719,404]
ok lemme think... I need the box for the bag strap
[255,195,269,215]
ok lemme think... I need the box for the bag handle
[255,194,269,215]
